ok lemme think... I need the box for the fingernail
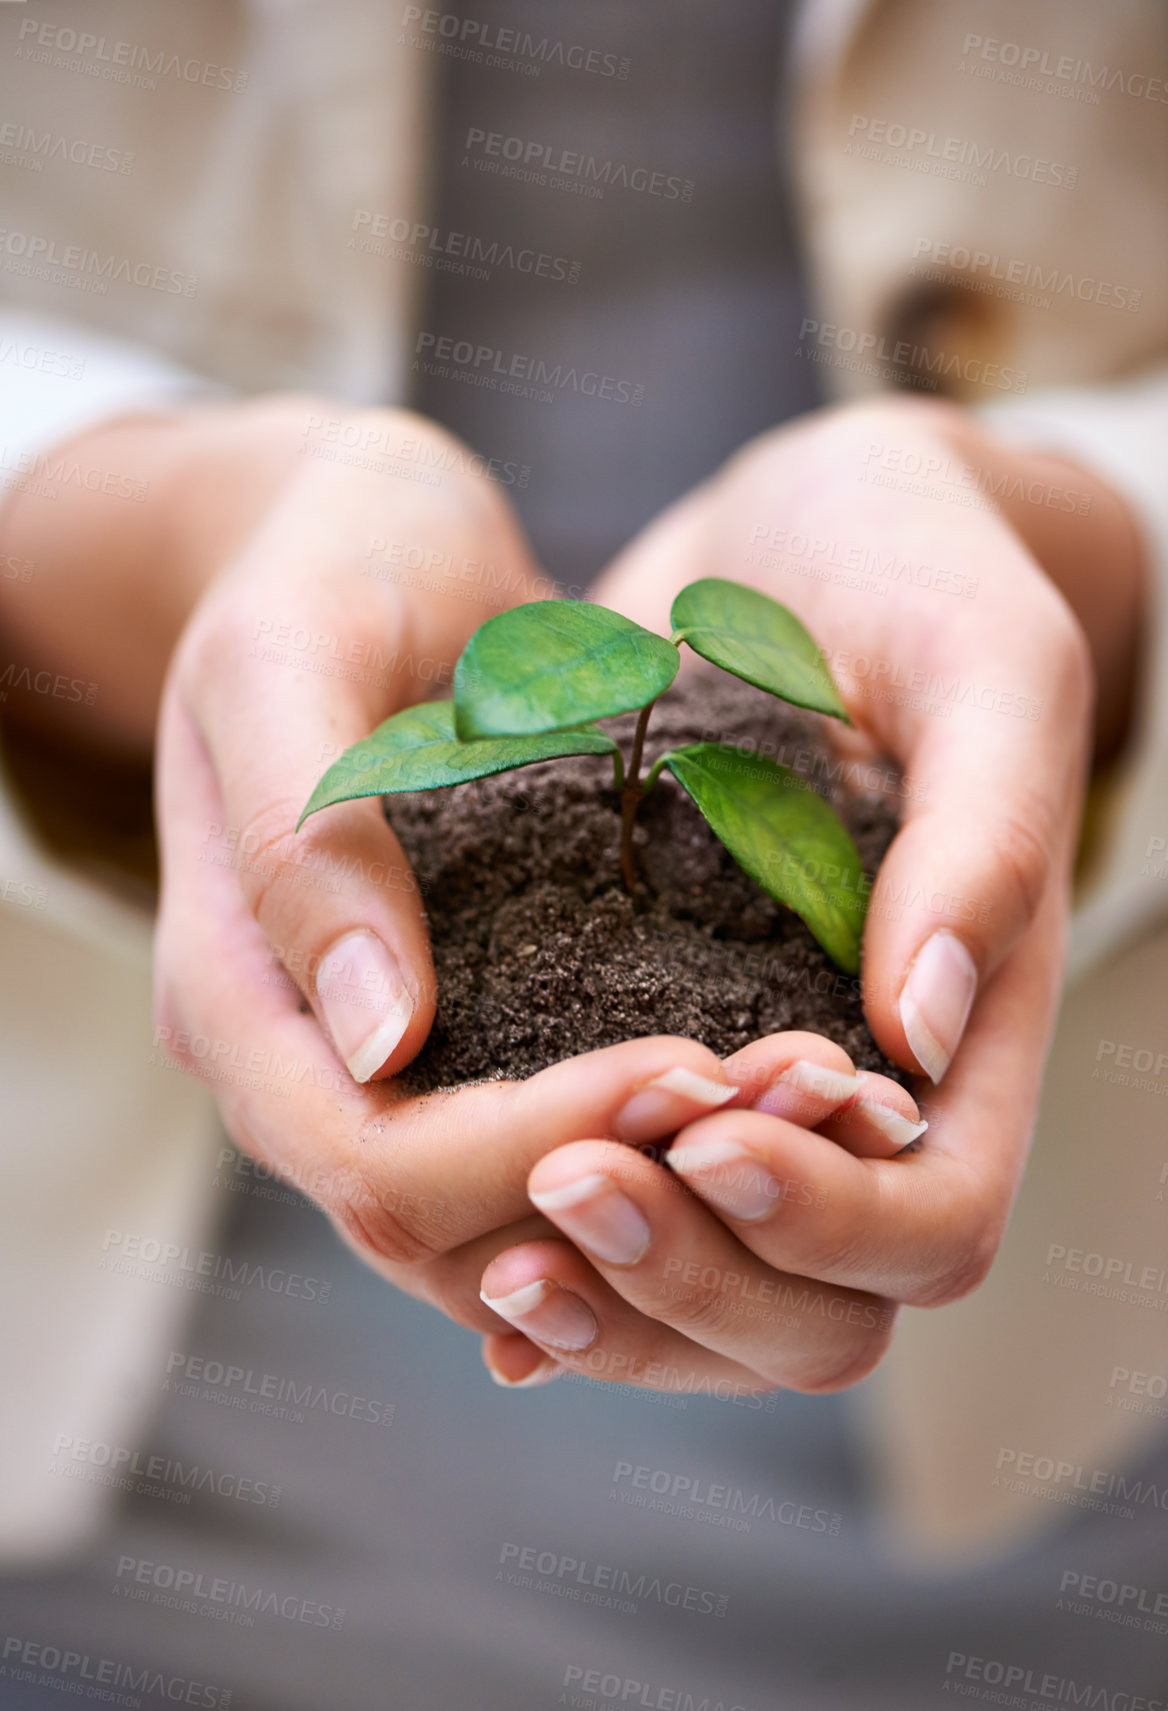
[529,1174,651,1266]
[614,1067,736,1142]
[479,1280,598,1351]
[485,1351,564,1389]
[316,930,414,1083]
[666,1137,780,1222]
[753,1059,862,1120]
[854,1101,929,1154]
[899,931,978,1084]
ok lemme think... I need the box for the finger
[482,1333,564,1389]
[852,576,1090,1085]
[721,1032,927,1157]
[663,887,1064,1310]
[816,1072,928,1160]
[155,677,388,1185]
[170,543,439,1084]
[521,1142,893,1392]
[315,1036,746,1267]
[479,1238,780,1395]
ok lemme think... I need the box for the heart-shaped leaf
[454,600,679,739]
[662,741,867,972]
[670,578,849,722]
[297,701,617,830]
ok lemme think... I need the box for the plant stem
[619,700,656,891]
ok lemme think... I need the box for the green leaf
[662,742,867,972]
[454,600,679,739]
[297,701,617,830]
[670,578,850,723]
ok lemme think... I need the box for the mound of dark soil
[389,671,905,1091]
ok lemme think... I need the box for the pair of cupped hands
[154,392,1091,1392]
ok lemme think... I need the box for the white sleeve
[0,306,226,472]
[980,370,1168,980]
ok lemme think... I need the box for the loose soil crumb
[389,672,907,1091]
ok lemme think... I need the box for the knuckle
[788,1320,894,1395]
[234,798,320,929]
[652,1276,742,1342]
[788,1213,870,1285]
[178,594,251,691]
[908,1220,1000,1307]
[988,803,1054,931]
[422,1265,494,1333]
[331,1173,442,1271]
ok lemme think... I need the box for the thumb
[860,651,1090,1083]
[166,606,437,1085]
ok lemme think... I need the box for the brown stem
[619,700,656,891]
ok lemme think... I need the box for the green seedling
[298,579,868,971]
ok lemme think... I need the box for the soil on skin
[388,672,907,1092]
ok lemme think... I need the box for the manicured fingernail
[753,1059,862,1120]
[666,1137,780,1222]
[614,1067,736,1142]
[529,1174,651,1266]
[485,1351,564,1389]
[479,1280,598,1351]
[899,931,977,1084]
[316,930,413,1083]
[854,1101,928,1153]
